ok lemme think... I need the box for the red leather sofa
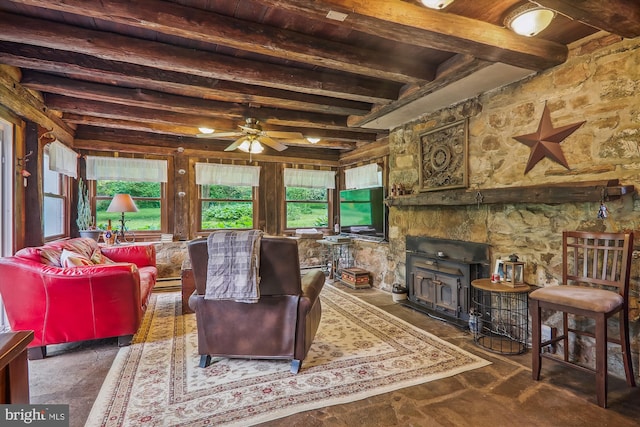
[0,237,157,359]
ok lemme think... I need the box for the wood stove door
[413,271,436,309]
[412,268,461,318]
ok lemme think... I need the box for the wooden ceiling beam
[7,0,435,84]
[0,66,74,144]
[45,95,238,131]
[62,114,205,138]
[255,0,567,71]
[0,12,400,103]
[73,127,341,163]
[0,42,372,116]
[21,71,360,131]
[535,0,640,38]
[63,114,358,150]
[349,55,491,127]
[47,94,379,140]
[44,93,361,132]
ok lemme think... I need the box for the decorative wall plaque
[419,119,468,192]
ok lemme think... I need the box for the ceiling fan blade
[258,136,287,151]
[211,131,244,138]
[224,136,247,151]
[264,131,303,139]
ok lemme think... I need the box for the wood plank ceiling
[0,0,638,160]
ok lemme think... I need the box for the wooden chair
[529,230,635,408]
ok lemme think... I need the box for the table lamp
[106,193,138,243]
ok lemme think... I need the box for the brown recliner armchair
[188,236,325,374]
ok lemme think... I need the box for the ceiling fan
[197,118,303,153]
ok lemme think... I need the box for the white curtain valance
[344,163,381,189]
[48,140,78,178]
[86,156,168,182]
[195,163,260,186]
[284,168,335,189]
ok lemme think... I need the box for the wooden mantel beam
[6,0,435,84]
[386,180,635,207]
[0,12,400,104]
[255,0,568,71]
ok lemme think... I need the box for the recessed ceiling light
[420,0,455,10]
[326,10,348,22]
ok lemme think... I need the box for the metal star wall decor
[513,103,585,174]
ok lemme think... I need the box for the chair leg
[290,359,301,374]
[619,309,636,387]
[595,313,607,408]
[199,355,212,368]
[562,312,569,363]
[530,300,542,381]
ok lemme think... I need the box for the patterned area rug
[86,285,490,426]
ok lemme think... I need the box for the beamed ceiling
[0,0,639,160]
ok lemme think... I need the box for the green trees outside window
[286,187,328,228]
[200,185,254,229]
[95,180,162,231]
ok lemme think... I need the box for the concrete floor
[28,282,640,427]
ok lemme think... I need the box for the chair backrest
[562,231,634,298]
[188,236,302,297]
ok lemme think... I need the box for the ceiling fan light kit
[504,3,556,37]
[203,118,300,153]
[238,138,264,154]
[420,0,455,10]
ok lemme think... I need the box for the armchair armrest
[300,270,325,305]
[101,244,156,268]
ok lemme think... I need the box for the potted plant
[77,178,101,241]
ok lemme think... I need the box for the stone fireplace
[404,236,490,327]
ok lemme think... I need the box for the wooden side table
[470,278,531,355]
[0,330,34,403]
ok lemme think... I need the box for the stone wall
[154,236,326,279]
[154,241,188,278]
[380,34,640,378]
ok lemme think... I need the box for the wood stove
[404,236,491,327]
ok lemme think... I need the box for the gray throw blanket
[205,230,263,303]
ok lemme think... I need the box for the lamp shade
[106,194,139,213]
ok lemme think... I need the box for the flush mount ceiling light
[420,0,454,10]
[504,3,556,37]
[306,137,321,144]
[197,127,215,134]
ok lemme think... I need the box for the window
[195,163,260,231]
[200,185,255,230]
[95,180,162,231]
[43,147,68,239]
[86,156,167,234]
[285,187,329,228]
[283,168,335,229]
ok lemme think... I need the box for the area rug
[86,284,490,426]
